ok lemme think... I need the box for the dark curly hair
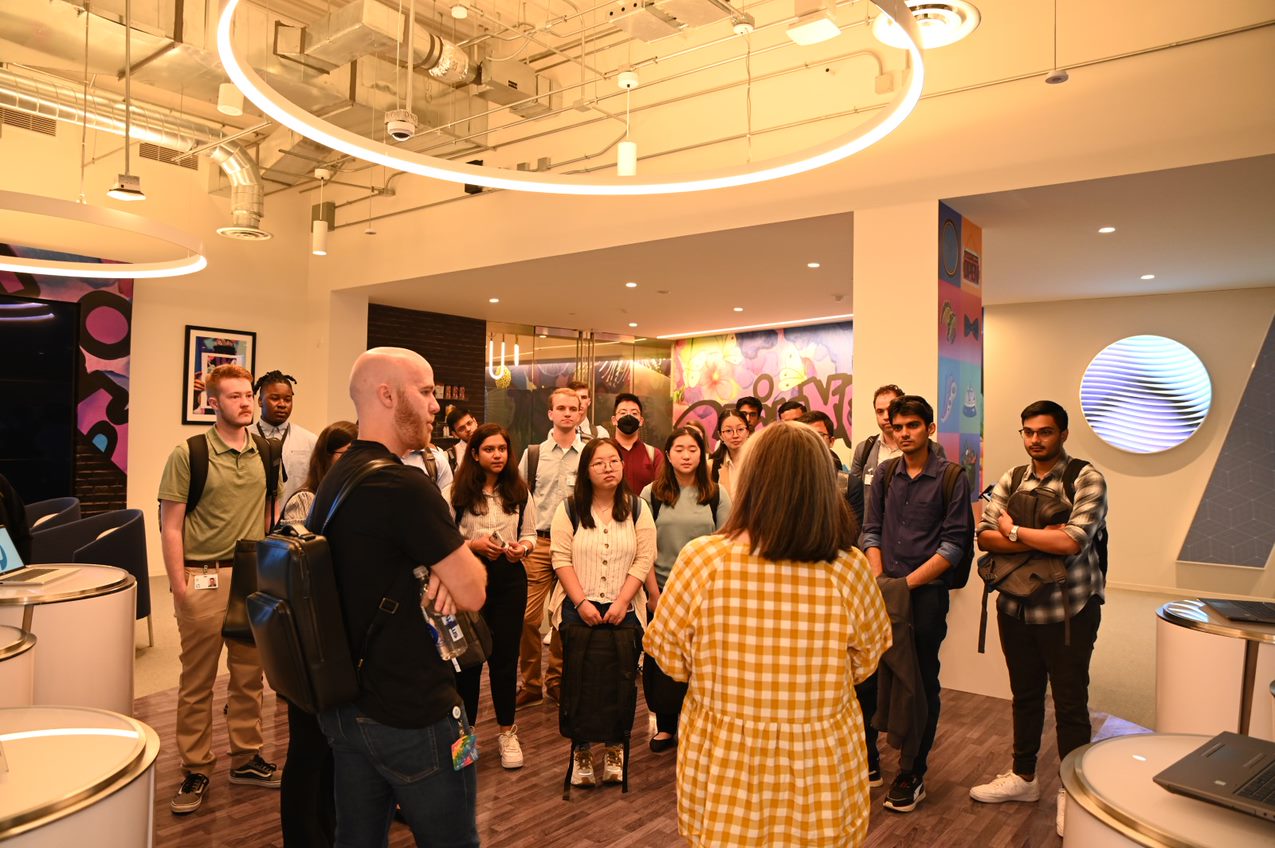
[254,370,297,395]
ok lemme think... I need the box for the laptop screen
[0,526,25,575]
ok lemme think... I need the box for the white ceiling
[355,153,1275,335]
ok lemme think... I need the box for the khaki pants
[519,544,563,697]
[174,565,265,772]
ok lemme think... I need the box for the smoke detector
[216,226,273,241]
[872,1,981,49]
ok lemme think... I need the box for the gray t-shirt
[640,482,732,589]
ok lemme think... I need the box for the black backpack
[246,459,403,715]
[558,622,642,798]
[159,432,281,528]
[1009,458,1108,576]
[878,457,974,590]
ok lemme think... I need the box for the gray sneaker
[171,772,210,814]
[229,754,282,788]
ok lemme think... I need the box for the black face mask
[616,415,641,435]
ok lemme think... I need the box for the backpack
[558,622,641,798]
[526,444,541,494]
[1009,458,1108,576]
[650,490,719,526]
[878,457,974,590]
[564,494,643,531]
[187,431,280,515]
[246,458,405,714]
[851,434,879,475]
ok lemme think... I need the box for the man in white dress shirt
[253,370,317,505]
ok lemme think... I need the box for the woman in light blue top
[640,425,731,752]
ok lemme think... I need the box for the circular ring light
[0,190,207,279]
[217,0,926,196]
[1079,335,1212,454]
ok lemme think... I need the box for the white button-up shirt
[518,434,585,533]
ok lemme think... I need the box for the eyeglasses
[590,459,622,469]
[720,427,748,437]
[1018,427,1058,439]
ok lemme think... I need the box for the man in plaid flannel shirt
[969,400,1108,838]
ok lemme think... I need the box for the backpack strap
[852,433,878,475]
[420,449,439,482]
[185,433,209,514]
[527,444,540,494]
[879,456,902,498]
[709,490,720,526]
[630,493,643,522]
[252,432,281,532]
[1010,464,1028,494]
[645,443,656,463]
[566,496,579,532]
[940,462,963,507]
[710,456,722,483]
[318,459,401,535]
[651,497,661,523]
[1060,457,1088,504]
[447,447,459,474]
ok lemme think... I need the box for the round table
[0,565,136,714]
[0,706,159,846]
[1061,733,1275,847]
[0,625,36,708]
[1156,600,1275,740]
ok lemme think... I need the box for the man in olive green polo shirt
[158,363,280,814]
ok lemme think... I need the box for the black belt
[185,559,233,568]
[536,531,552,539]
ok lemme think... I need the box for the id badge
[192,573,219,590]
[450,707,478,770]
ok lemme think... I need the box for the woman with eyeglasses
[280,420,357,527]
[645,422,892,848]
[442,423,537,770]
[551,437,656,788]
[640,426,732,753]
[708,408,750,498]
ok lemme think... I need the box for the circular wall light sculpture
[216,0,926,196]
[0,190,207,279]
[1079,335,1211,454]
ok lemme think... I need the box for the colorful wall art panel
[937,203,984,498]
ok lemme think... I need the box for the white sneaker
[970,771,1042,803]
[602,745,624,785]
[1056,788,1065,837]
[498,726,524,769]
[570,748,596,787]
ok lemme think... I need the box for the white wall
[984,287,1275,601]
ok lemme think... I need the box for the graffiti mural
[0,243,131,509]
[672,322,854,452]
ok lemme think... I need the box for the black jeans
[855,673,879,769]
[281,699,335,848]
[998,596,1102,776]
[901,584,949,777]
[457,556,528,728]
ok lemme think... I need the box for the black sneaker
[171,772,210,814]
[229,754,282,788]
[867,763,883,788]
[883,772,926,812]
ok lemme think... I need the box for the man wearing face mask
[611,393,665,495]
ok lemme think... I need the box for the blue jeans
[317,704,479,848]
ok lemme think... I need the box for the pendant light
[617,70,639,177]
[311,168,331,256]
[108,0,146,201]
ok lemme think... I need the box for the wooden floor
[136,659,1144,848]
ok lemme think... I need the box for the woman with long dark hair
[646,423,892,847]
[443,422,537,769]
[708,408,749,498]
[552,437,656,787]
[640,426,731,752]
[280,420,357,526]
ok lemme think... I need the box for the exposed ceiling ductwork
[0,66,271,239]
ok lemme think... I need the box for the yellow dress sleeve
[842,548,892,685]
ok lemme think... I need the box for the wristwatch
[1008,525,1020,542]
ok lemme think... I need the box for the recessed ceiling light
[488,297,500,303]
[1140,274,1156,280]
[628,322,639,328]
[1098,227,1116,234]
[625,281,638,288]
[733,307,744,312]
[807,261,821,268]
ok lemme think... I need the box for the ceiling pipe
[0,66,270,239]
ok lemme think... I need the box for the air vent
[1,108,56,136]
[140,142,198,170]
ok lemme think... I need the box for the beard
[394,391,428,451]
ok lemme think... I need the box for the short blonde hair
[549,386,580,407]
[719,421,855,563]
[206,363,253,397]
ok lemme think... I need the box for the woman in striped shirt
[552,437,656,787]
[443,423,538,770]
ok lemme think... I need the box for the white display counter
[0,706,159,847]
[0,625,36,708]
[0,564,136,714]
[1061,733,1275,847]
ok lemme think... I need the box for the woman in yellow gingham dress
[645,422,891,847]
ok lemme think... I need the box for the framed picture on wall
[182,325,256,425]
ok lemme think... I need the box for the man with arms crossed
[517,387,585,705]
[158,364,281,814]
[970,400,1107,838]
[860,394,973,813]
[311,347,487,845]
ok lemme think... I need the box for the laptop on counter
[1202,598,1275,626]
[1154,732,1275,823]
[0,526,77,586]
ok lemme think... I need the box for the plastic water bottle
[413,566,467,662]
